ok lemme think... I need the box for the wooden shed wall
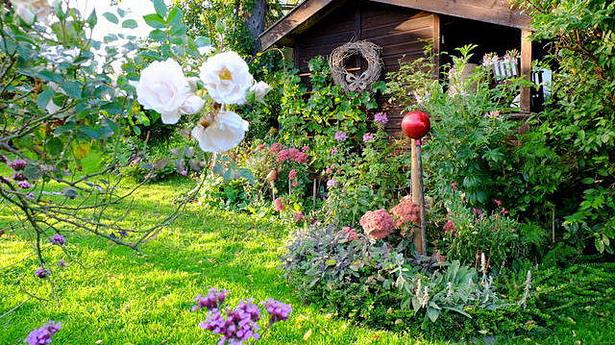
[292,1,437,134]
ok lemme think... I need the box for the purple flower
[327,179,336,189]
[50,234,65,246]
[262,299,291,325]
[374,112,388,125]
[18,181,32,189]
[118,230,128,237]
[200,300,261,344]
[330,148,338,155]
[57,259,66,268]
[13,173,27,181]
[9,159,27,171]
[363,132,375,142]
[35,267,50,279]
[334,131,348,142]
[25,321,61,345]
[193,288,227,311]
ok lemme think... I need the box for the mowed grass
[0,178,613,344]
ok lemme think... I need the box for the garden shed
[260,0,538,134]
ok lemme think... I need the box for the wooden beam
[520,29,532,113]
[259,0,338,50]
[369,0,530,29]
[432,14,440,78]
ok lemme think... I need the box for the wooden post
[520,29,532,113]
[411,139,426,255]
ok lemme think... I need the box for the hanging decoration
[329,40,383,93]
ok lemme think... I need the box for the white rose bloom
[136,59,204,124]
[11,0,52,24]
[250,81,272,102]
[180,95,205,115]
[199,52,254,105]
[191,110,249,153]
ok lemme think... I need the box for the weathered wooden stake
[411,139,426,255]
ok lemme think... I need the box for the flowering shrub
[192,289,291,344]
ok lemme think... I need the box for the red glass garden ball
[401,110,431,139]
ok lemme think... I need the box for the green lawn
[0,178,612,344]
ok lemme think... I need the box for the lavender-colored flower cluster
[200,300,261,345]
[362,132,375,142]
[8,158,27,170]
[195,289,291,344]
[35,267,50,279]
[334,131,348,142]
[262,299,292,324]
[193,288,227,311]
[374,112,388,125]
[25,321,61,345]
[49,234,65,246]
[18,181,32,189]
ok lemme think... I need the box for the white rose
[250,81,272,103]
[11,0,52,24]
[191,110,249,153]
[199,52,254,105]
[136,59,203,124]
[180,95,205,115]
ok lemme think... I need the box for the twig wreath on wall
[329,40,383,93]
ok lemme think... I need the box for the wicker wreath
[329,40,383,93]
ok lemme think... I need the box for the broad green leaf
[152,0,168,18]
[143,14,166,29]
[60,81,82,99]
[122,19,138,29]
[36,89,54,110]
[102,12,119,24]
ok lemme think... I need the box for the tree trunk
[246,0,268,53]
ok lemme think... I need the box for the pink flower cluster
[342,226,358,241]
[390,198,420,228]
[443,219,456,237]
[360,209,395,240]
[276,147,308,164]
[273,198,285,212]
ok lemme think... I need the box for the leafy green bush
[514,0,615,254]
[282,223,534,339]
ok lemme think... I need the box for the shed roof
[259,0,531,50]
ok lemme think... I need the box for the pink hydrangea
[360,209,395,240]
[443,220,456,237]
[288,169,297,180]
[270,143,283,153]
[342,226,358,241]
[273,198,285,212]
[390,198,420,228]
[277,148,308,164]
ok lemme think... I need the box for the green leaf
[45,137,63,156]
[122,19,138,29]
[60,81,82,99]
[148,29,166,42]
[152,0,168,18]
[167,7,182,25]
[87,10,97,27]
[36,89,54,110]
[143,14,166,29]
[102,12,119,24]
[194,36,211,47]
[426,307,440,322]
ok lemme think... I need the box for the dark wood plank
[370,0,530,29]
